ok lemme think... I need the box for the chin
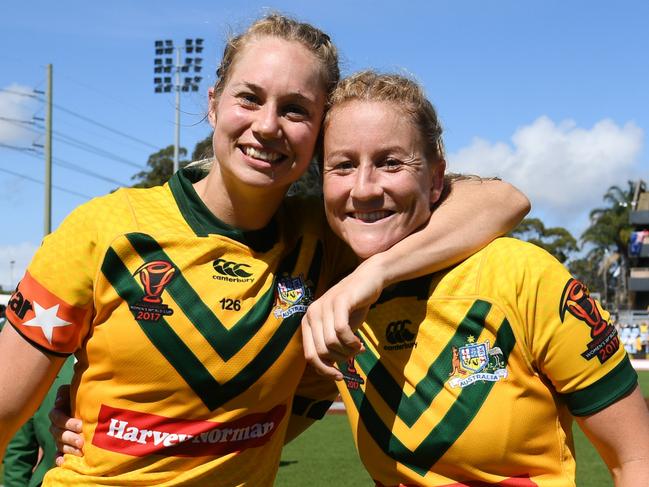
[348,238,392,260]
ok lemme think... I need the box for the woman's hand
[49,384,84,466]
[301,259,385,379]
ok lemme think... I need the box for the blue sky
[0,0,647,288]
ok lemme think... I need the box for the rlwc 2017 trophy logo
[128,260,176,321]
[447,336,507,389]
[273,274,313,318]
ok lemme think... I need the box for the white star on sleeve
[22,302,72,344]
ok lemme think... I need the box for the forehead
[227,36,327,99]
[324,101,420,151]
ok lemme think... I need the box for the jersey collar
[169,164,278,252]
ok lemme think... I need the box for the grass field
[2,372,647,486]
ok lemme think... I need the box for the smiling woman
[303,70,649,486]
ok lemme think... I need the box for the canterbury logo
[213,259,253,278]
[386,320,415,344]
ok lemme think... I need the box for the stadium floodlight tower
[153,38,204,173]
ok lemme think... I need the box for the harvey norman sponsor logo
[92,404,286,457]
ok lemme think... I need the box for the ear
[207,87,217,128]
[429,159,446,205]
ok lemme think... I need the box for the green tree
[568,254,604,296]
[192,134,213,161]
[510,217,578,263]
[131,145,189,188]
[580,181,637,308]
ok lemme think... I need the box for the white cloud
[0,242,38,291]
[448,116,644,235]
[0,84,40,146]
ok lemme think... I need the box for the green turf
[276,414,372,486]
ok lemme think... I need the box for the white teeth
[351,211,392,223]
[243,146,281,162]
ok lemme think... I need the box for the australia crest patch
[273,274,313,318]
[448,336,508,388]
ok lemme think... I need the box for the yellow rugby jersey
[336,238,636,487]
[6,166,341,486]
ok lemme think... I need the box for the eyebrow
[325,146,412,161]
[237,82,317,106]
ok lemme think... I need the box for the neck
[193,165,288,231]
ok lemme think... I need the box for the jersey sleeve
[6,199,102,355]
[492,239,637,416]
[291,364,339,420]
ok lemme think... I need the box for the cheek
[323,177,348,211]
[293,121,321,154]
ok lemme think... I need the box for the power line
[54,104,161,151]
[0,143,128,186]
[0,88,39,99]
[0,116,39,125]
[0,142,39,153]
[0,88,161,151]
[53,132,144,169]
[0,167,90,199]
[52,157,128,186]
[0,118,145,169]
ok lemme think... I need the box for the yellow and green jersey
[7,166,341,486]
[336,238,636,487]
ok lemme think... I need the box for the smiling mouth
[349,211,394,223]
[241,145,285,163]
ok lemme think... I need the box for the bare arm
[575,386,649,486]
[0,324,66,456]
[303,178,530,377]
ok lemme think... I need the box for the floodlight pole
[173,47,181,174]
[154,39,203,174]
[44,63,53,236]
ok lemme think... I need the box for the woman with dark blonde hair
[303,70,649,486]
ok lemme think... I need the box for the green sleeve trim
[562,356,638,416]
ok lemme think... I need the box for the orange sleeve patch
[6,271,91,354]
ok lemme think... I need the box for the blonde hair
[214,13,340,99]
[325,70,445,163]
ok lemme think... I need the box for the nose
[252,103,282,140]
[350,165,382,202]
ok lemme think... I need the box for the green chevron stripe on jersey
[356,299,492,426]
[101,235,311,410]
[126,232,300,360]
[344,302,516,476]
[102,247,225,409]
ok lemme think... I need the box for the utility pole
[174,47,181,173]
[44,63,53,236]
[153,39,203,174]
